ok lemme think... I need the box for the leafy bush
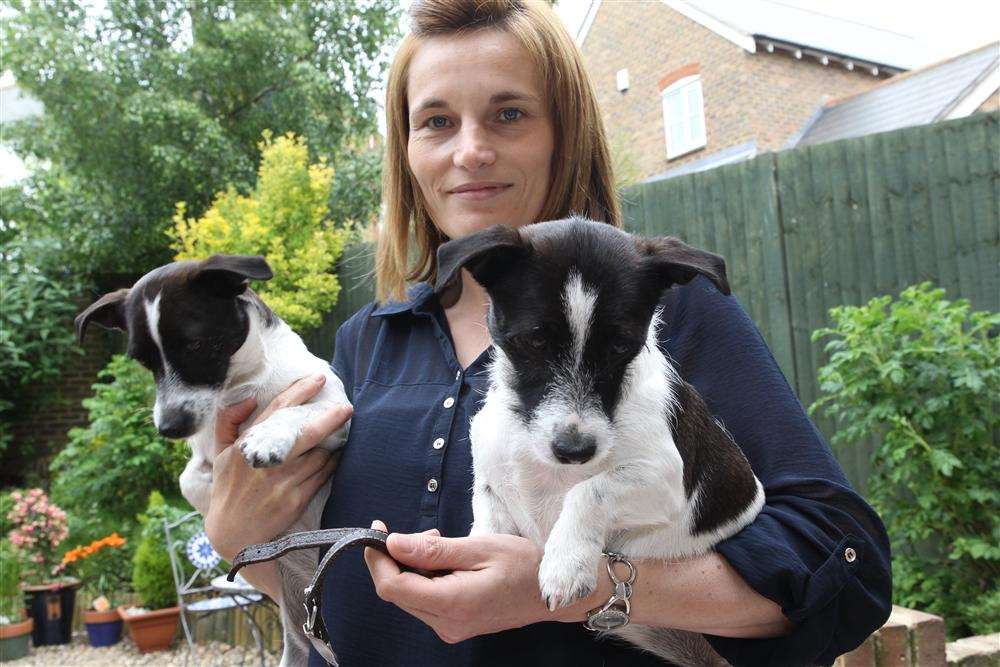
[810,283,999,638]
[50,355,189,541]
[170,131,350,332]
[0,251,83,455]
[0,538,23,622]
[132,492,193,611]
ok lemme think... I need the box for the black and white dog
[76,255,351,667]
[435,217,765,666]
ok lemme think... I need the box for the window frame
[661,74,707,160]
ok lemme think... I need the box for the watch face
[588,608,629,631]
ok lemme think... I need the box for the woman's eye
[499,108,523,123]
[426,116,450,129]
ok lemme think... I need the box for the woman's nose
[452,124,496,171]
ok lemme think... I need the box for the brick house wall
[578,1,887,180]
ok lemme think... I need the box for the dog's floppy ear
[193,254,273,298]
[75,289,129,343]
[434,225,528,297]
[637,236,731,295]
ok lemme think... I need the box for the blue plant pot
[84,617,123,647]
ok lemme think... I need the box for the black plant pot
[23,579,80,646]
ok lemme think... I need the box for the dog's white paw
[537,544,599,612]
[238,421,298,468]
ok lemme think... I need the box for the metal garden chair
[164,510,277,666]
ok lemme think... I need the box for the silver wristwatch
[584,551,636,631]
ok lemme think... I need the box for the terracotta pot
[0,617,34,662]
[82,609,123,648]
[117,606,180,653]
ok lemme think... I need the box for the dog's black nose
[158,412,195,439]
[551,425,597,464]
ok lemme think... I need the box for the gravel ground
[9,633,279,666]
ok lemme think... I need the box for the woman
[205,1,892,665]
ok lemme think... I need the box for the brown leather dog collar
[228,527,389,665]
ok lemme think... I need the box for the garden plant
[811,282,1000,638]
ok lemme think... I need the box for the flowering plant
[54,533,129,607]
[5,489,69,584]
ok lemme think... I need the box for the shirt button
[427,479,439,492]
[455,370,462,380]
[844,547,857,563]
[432,438,445,450]
[443,397,455,408]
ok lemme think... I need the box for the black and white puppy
[76,254,351,667]
[435,217,765,667]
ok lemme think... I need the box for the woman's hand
[204,374,352,562]
[364,520,593,644]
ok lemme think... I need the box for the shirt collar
[370,282,437,317]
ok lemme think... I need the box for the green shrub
[0,538,23,621]
[170,131,350,332]
[0,251,83,456]
[810,282,999,638]
[132,492,194,610]
[50,355,189,540]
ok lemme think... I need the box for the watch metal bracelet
[584,551,636,632]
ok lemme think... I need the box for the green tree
[3,0,399,275]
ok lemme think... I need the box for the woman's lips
[449,184,512,200]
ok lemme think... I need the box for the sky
[2,0,998,185]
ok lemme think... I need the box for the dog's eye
[610,340,632,356]
[186,340,203,352]
[513,330,547,352]
[528,333,547,350]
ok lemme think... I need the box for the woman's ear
[434,225,528,298]
[636,236,731,295]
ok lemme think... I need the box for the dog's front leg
[537,465,639,611]
[469,480,520,537]
[238,403,344,467]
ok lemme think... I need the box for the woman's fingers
[288,404,353,459]
[214,397,258,455]
[251,374,327,426]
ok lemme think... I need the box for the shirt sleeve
[659,277,893,667]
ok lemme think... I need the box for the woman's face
[406,29,555,241]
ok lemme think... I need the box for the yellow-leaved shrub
[170,131,349,331]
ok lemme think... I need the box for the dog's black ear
[193,254,274,298]
[435,225,528,297]
[637,236,731,295]
[75,289,129,343]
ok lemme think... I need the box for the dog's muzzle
[227,527,390,666]
[551,424,597,464]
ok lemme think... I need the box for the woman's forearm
[559,551,795,638]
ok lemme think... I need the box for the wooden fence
[303,111,1000,493]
